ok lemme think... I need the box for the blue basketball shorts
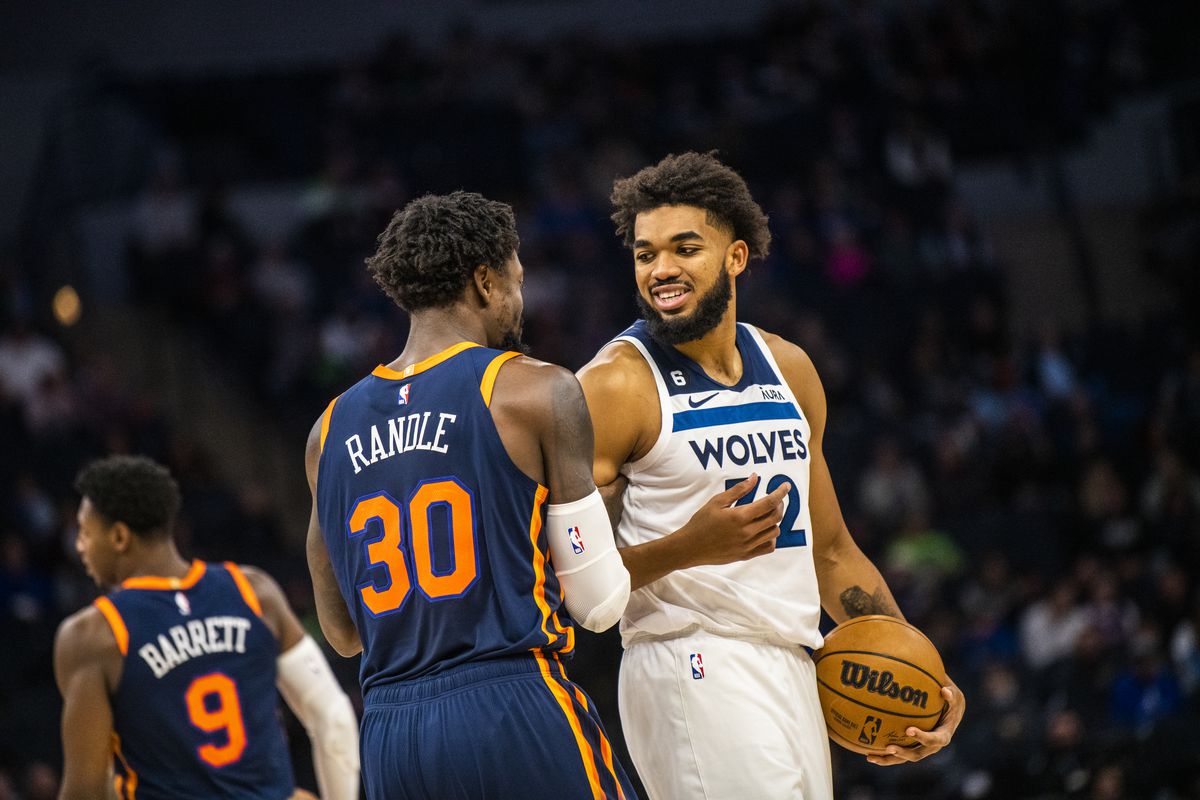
[360,652,637,800]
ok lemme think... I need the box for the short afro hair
[75,455,182,538]
[366,191,519,312]
[610,151,771,261]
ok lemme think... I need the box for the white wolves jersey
[612,320,823,650]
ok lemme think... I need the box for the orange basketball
[813,615,948,755]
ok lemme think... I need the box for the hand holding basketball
[865,677,964,765]
[814,615,964,764]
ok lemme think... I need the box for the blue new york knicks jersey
[316,342,574,692]
[93,561,293,800]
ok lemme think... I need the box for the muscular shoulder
[54,605,120,679]
[234,563,304,651]
[754,327,826,424]
[491,355,584,423]
[238,563,286,603]
[576,340,656,402]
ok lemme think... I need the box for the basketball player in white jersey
[577,152,965,799]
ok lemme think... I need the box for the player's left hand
[866,676,965,766]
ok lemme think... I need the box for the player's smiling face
[631,205,748,343]
[75,498,120,588]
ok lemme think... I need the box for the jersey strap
[93,596,129,656]
[371,341,482,381]
[480,351,522,407]
[224,562,264,617]
[121,559,207,591]
[319,394,341,453]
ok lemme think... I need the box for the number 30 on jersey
[347,478,479,615]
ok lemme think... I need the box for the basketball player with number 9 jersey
[55,456,359,800]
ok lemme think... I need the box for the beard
[635,265,733,345]
[498,320,530,355]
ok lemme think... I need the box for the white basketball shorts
[618,632,833,800]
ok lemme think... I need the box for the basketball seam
[815,677,945,720]
[813,648,945,687]
[814,616,937,658]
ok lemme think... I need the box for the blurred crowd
[4,1,1200,797]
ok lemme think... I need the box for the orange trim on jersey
[112,732,138,799]
[319,394,340,453]
[223,562,263,617]
[535,651,605,799]
[479,350,521,407]
[93,597,129,657]
[526,485,556,646]
[372,341,482,381]
[121,560,206,591]
[557,655,625,800]
[551,610,575,655]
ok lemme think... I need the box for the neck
[116,541,191,585]
[390,306,489,369]
[672,306,742,384]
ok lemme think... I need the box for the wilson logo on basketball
[839,660,930,709]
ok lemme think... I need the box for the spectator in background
[0,320,66,408]
[1110,636,1185,736]
[858,437,931,533]
[1021,578,1090,671]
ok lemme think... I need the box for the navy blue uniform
[93,560,293,800]
[317,342,635,799]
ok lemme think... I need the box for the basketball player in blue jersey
[53,455,360,800]
[577,152,966,799]
[305,191,638,800]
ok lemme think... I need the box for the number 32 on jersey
[726,473,807,547]
[347,477,479,615]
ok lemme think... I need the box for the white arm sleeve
[545,489,631,632]
[276,635,360,800]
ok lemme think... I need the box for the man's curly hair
[75,455,182,538]
[366,191,519,312]
[610,151,771,260]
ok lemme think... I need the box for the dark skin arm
[241,565,306,654]
[489,357,606,505]
[55,607,123,800]
[762,329,965,765]
[577,342,788,591]
[305,417,363,657]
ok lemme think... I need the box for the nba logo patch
[174,592,191,616]
[568,526,585,555]
[398,384,411,405]
[690,653,704,680]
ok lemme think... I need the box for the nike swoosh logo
[687,392,721,408]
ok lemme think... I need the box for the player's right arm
[577,342,789,591]
[305,416,363,657]
[54,607,121,800]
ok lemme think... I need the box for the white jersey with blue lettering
[612,319,823,650]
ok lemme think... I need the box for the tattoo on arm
[839,586,899,619]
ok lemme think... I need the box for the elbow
[322,625,362,658]
[570,570,631,633]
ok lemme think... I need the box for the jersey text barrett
[137,615,253,679]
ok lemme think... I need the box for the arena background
[2,1,1198,797]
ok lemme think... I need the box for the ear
[109,522,135,555]
[471,264,493,306]
[726,240,750,277]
